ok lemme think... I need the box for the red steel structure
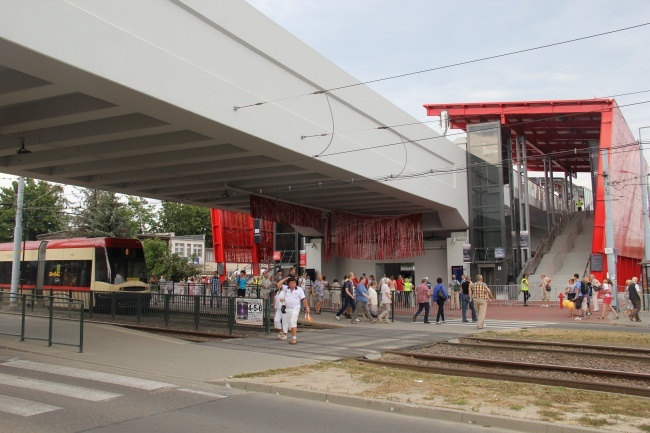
[424,99,644,283]
[210,209,273,277]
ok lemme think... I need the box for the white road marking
[0,373,121,401]
[0,395,61,416]
[3,360,176,390]
[177,388,227,398]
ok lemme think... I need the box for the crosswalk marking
[0,373,121,402]
[177,388,227,398]
[2,360,176,391]
[0,395,61,416]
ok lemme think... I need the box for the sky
[245,0,650,186]
[3,1,650,193]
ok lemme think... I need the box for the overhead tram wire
[300,88,650,139]
[232,22,650,111]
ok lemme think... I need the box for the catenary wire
[233,22,650,110]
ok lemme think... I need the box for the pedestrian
[598,278,619,320]
[460,275,477,323]
[276,276,309,344]
[367,281,379,318]
[312,274,325,314]
[378,278,392,323]
[351,277,376,324]
[588,274,601,312]
[448,275,461,310]
[573,279,587,320]
[403,277,413,308]
[539,274,551,307]
[210,271,221,307]
[331,278,341,309]
[395,275,404,306]
[576,197,583,211]
[335,272,356,320]
[520,274,530,306]
[432,277,448,324]
[412,278,431,324]
[274,284,287,340]
[235,270,248,298]
[627,278,642,322]
[471,274,494,330]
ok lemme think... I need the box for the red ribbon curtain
[250,195,322,230]
[329,210,424,261]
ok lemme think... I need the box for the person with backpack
[448,275,461,310]
[432,277,449,324]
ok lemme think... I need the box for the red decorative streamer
[331,211,424,261]
[250,195,322,230]
[324,213,333,263]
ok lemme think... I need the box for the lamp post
[9,177,25,309]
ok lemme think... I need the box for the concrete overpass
[0,0,467,239]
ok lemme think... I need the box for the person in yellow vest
[403,277,413,308]
[576,198,583,211]
[520,274,530,306]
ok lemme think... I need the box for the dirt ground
[231,329,650,433]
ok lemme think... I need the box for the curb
[213,380,600,433]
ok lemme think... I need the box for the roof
[424,99,614,173]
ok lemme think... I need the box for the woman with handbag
[432,277,449,324]
[598,278,619,320]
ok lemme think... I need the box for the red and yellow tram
[0,237,150,309]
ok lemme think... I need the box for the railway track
[359,339,650,398]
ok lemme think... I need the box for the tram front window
[106,247,147,283]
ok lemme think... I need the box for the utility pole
[602,154,617,308]
[9,176,25,309]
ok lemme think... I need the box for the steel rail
[463,337,650,355]
[385,351,650,381]
[442,342,650,361]
[358,358,650,398]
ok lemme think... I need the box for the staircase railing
[519,209,572,279]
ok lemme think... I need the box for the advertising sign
[273,251,282,261]
[494,247,505,259]
[235,298,264,326]
[462,244,472,263]
[299,250,307,267]
[519,231,529,248]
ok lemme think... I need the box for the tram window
[43,260,92,288]
[95,247,109,283]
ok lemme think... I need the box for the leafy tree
[158,202,212,246]
[72,189,137,238]
[142,238,197,281]
[0,178,69,242]
[124,196,159,234]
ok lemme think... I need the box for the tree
[72,189,137,238]
[158,202,212,246]
[142,238,197,282]
[124,196,159,234]
[0,178,69,242]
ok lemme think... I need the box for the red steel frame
[424,99,644,284]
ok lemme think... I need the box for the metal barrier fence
[0,293,84,352]
[86,291,271,335]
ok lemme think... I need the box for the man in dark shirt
[335,272,357,320]
[460,275,477,323]
[628,278,642,322]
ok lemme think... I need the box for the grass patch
[538,409,564,420]
[510,404,524,411]
[534,399,553,407]
[576,416,613,427]
[638,425,650,433]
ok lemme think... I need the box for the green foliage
[158,202,211,246]
[73,189,137,238]
[142,238,198,281]
[0,178,69,242]
[124,196,159,234]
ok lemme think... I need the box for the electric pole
[9,176,25,309]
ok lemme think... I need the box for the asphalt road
[0,352,520,433]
